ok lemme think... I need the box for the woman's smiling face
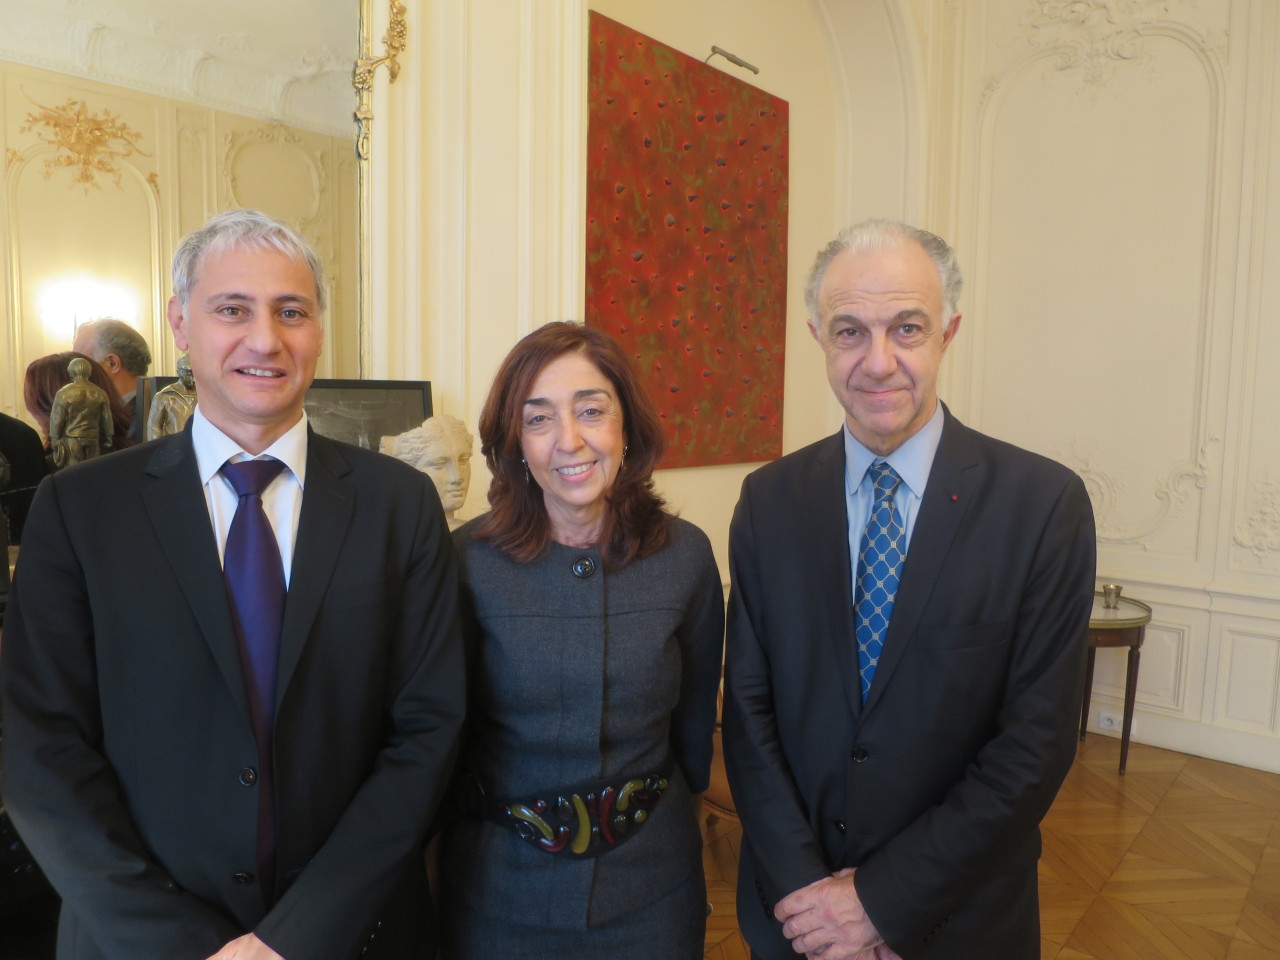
[520,351,626,542]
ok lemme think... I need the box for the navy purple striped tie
[221,457,286,902]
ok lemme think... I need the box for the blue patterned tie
[856,462,905,700]
[221,457,286,902]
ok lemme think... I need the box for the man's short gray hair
[78,318,152,376]
[804,219,963,324]
[172,209,326,314]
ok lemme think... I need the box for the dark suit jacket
[723,408,1095,960]
[0,411,50,545]
[1,426,465,960]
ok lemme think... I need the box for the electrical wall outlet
[1098,710,1122,733]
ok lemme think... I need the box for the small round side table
[1079,591,1151,775]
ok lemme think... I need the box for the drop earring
[521,457,530,482]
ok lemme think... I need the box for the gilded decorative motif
[19,93,150,191]
[5,147,19,173]
[1022,0,1200,82]
[353,0,407,160]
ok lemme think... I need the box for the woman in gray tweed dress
[438,322,724,959]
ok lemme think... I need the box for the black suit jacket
[1,426,465,959]
[723,408,1095,960]
[0,411,50,545]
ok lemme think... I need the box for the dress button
[571,556,596,579]
[238,767,257,786]
[834,819,846,834]
[851,747,869,763]
[233,872,255,885]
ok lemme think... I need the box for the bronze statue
[145,353,198,441]
[48,357,113,467]
[380,415,474,530]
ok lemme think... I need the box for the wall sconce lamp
[37,275,140,340]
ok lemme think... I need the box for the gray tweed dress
[438,515,725,959]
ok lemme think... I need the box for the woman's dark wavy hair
[473,322,670,568]
[24,351,134,453]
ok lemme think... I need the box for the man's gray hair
[804,219,963,323]
[172,209,326,313]
[78,318,152,376]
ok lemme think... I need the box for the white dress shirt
[190,407,309,588]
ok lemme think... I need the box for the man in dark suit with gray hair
[73,317,152,406]
[3,209,464,960]
[723,220,1095,960]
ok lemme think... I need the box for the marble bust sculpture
[381,415,474,530]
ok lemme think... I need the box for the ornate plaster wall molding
[222,122,325,222]
[0,1,356,137]
[1234,471,1280,559]
[177,121,206,151]
[1063,438,1214,544]
[1021,0,1224,83]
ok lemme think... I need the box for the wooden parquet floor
[701,734,1280,960]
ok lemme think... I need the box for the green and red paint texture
[586,12,788,468]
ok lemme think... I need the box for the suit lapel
[275,431,354,708]
[140,431,252,725]
[808,432,865,721]
[863,411,978,715]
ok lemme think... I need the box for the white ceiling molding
[0,0,359,138]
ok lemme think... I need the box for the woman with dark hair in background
[438,321,724,959]
[23,352,134,466]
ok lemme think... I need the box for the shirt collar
[191,406,310,489]
[843,401,945,498]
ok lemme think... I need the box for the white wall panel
[1228,3,1280,581]
[1215,626,1280,735]
[919,0,1280,768]
[976,35,1218,564]
[1090,613,1194,716]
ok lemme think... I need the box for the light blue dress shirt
[843,402,946,598]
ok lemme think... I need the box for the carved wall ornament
[5,147,19,173]
[1061,437,1213,544]
[353,0,407,161]
[1022,0,1212,83]
[19,93,150,191]
[178,123,207,151]
[1233,471,1280,560]
[222,122,325,221]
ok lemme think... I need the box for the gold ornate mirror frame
[354,0,407,377]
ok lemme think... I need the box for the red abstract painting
[586,12,788,468]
